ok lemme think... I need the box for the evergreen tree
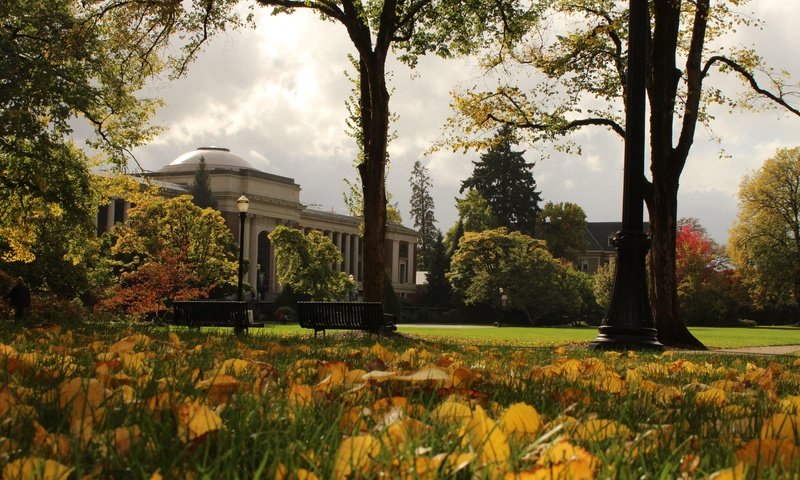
[189,157,217,209]
[460,126,541,236]
[409,160,437,270]
[424,230,451,308]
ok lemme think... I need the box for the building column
[391,239,400,284]
[343,234,351,275]
[248,216,259,294]
[105,201,115,233]
[407,242,416,285]
[269,236,278,294]
[123,201,131,222]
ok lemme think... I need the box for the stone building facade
[97,147,418,299]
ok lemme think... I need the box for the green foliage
[99,194,238,317]
[449,228,585,324]
[593,259,615,312]
[409,160,437,270]
[455,189,499,233]
[730,147,800,309]
[189,157,218,209]
[0,0,245,263]
[460,126,541,236]
[536,201,588,264]
[269,226,352,301]
[422,231,452,308]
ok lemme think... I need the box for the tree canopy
[730,147,800,308]
[189,157,218,210]
[409,160,437,270]
[536,201,587,264]
[100,194,238,317]
[269,226,352,301]
[460,126,541,236]
[0,0,246,262]
[449,228,584,324]
[441,0,800,347]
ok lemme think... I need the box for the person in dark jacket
[5,277,31,321]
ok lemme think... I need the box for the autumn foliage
[98,194,238,318]
[675,221,739,325]
[99,248,211,318]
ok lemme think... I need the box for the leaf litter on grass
[0,326,800,478]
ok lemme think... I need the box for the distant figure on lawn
[5,277,31,321]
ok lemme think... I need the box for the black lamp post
[591,0,663,350]
[236,194,249,302]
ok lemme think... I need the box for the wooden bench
[296,301,397,337]
[172,300,264,333]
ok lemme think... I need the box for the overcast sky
[131,1,800,244]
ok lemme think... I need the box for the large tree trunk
[646,0,706,349]
[647,167,704,348]
[359,53,390,302]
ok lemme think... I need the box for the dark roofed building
[576,222,649,274]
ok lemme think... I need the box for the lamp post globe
[236,194,249,302]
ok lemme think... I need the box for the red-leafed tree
[675,219,739,325]
[99,248,211,318]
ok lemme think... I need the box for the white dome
[159,147,257,173]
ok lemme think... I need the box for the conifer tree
[460,126,541,236]
[409,160,437,270]
[189,157,217,209]
[424,230,451,308]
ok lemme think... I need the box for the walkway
[708,345,800,356]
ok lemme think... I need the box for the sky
[130,1,800,245]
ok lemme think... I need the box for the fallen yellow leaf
[332,434,381,480]
[498,403,542,442]
[175,401,223,443]
[2,457,73,480]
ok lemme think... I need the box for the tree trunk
[646,0,705,349]
[359,53,389,302]
[647,162,705,349]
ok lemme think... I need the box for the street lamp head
[237,194,250,213]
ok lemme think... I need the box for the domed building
[98,147,419,300]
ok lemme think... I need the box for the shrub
[736,318,758,328]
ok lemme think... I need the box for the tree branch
[676,0,709,163]
[489,113,625,138]
[703,55,800,117]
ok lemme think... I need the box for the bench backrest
[297,302,385,330]
[173,300,249,327]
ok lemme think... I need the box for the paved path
[705,345,800,356]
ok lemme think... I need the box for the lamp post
[590,0,663,350]
[236,194,249,302]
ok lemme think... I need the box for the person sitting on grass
[5,277,31,321]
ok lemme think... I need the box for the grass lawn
[255,323,800,350]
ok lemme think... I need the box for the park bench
[296,301,397,337]
[172,300,264,333]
